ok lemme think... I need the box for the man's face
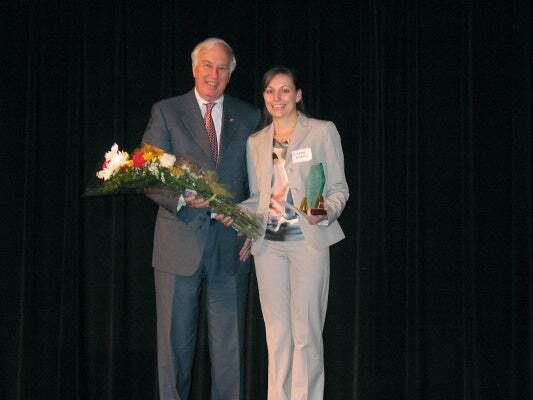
[193,43,232,102]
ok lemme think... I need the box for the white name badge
[292,148,312,163]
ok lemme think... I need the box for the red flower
[102,160,109,169]
[132,152,146,168]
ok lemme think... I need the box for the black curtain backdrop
[2,1,531,399]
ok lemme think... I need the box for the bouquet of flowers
[84,143,262,239]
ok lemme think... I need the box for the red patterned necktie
[204,102,219,164]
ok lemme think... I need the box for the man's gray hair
[191,37,236,73]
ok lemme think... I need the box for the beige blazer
[242,113,349,254]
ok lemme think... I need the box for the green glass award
[299,163,326,215]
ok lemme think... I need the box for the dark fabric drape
[3,1,531,399]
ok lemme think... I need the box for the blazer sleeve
[239,136,261,214]
[323,121,349,224]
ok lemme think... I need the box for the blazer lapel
[286,113,310,163]
[258,124,274,197]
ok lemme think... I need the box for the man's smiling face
[193,43,232,102]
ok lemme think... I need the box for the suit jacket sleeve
[141,102,198,222]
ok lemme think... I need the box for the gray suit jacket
[142,90,260,276]
[242,113,349,253]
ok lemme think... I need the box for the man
[142,38,260,400]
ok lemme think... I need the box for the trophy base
[310,208,327,215]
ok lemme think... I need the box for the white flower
[96,143,129,181]
[96,169,113,181]
[104,143,119,162]
[107,150,128,171]
[148,162,159,176]
[159,153,176,168]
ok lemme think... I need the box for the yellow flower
[170,166,185,177]
[141,143,164,156]
[206,171,232,198]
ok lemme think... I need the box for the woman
[241,66,349,400]
[221,66,349,398]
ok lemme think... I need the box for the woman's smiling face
[263,73,302,120]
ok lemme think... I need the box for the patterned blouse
[264,139,304,241]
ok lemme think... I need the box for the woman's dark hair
[260,66,306,127]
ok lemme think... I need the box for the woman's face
[263,73,302,120]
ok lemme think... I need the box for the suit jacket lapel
[219,99,239,163]
[179,91,214,166]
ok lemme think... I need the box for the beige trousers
[254,239,330,400]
